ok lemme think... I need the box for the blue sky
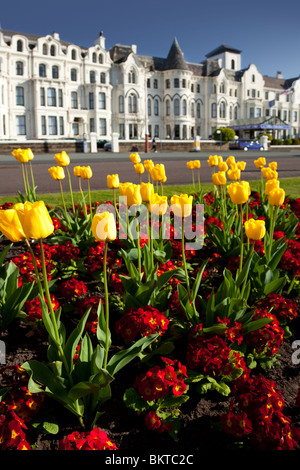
[1,0,300,79]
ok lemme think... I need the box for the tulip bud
[48,166,65,180]
[170,194,193,218]
[107,174,119,189]
[261,167,278,180]
[227,181,250,205]
[269,188,285,206]
[186,161,195,169]
[244,219,266,240]
[269,161,277,171]
[254,157,266,169]
[124,184,142,206]
[144,160,154,173]
[11,148,29,163]
[0,209,26,242]
[54,151,70,167]
[193,160,201,169]
[207,155,218,167]
[91,211,116,242]
[149,193,168,215]
[130,153,141,164]
[151,164,166,182]
[226,156,236,167]
[74,166,81,177]
[218,162,228,172]
[212,171,227,186]
[140,182,154,202]
[265,178,280,196]
[134,163,145,174]
[237,161,246,171]
[228,168,241,181]
[80,166,93,179]
[15,201,54,240]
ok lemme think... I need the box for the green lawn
[0,177,299,208]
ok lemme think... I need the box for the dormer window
[231,59,235,70]
[50,45,56,56]
[92,52,96,63]
[71,49,76,60]
[17,40,23,52]
[128,70,136,84]
[42,44,48,55]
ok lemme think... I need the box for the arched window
[16,61,24,76]
[100,72,106,84]
[213,84,217,94]
[128,94,137,113]
[71,49,76,60]
[234,106,238,120]
[197,103,201,118]
[118,95,124,113]
[90,71,95,83]
[219,101,226,118]
[17,40,23,52]
[191,102,195,118]
[182,99,187,116]
[128,70,136,84]
[211,103,217,118]
[39,64,46,78]
[174,98,180,116]
[219,82,225,93]
[166,99,170,116]
[52,66,59,79]
[148,98,152,116]
[229,105,233,120]
[231,59,235,70]
[154,99,159,116]
[71,68,77,81]
[99,54,103,64]
[50,45,56,56]
[92,52,96,63]
[42,44,48,55]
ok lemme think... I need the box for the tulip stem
[268,205,278,262]
[59,180,71,229]
[103,241,110,369]
[87,180,93,217]
[198,169,201,192]
[25,239,44,299]
[66,167,75,215]
[21,163,28,197]
[78,178,88,219]
[239,204,244,273]
[192,169,195,189]
[246,201,249,253]
[24,164,30,197]
[137,224,141,278]
[240,242,254,299]
[29,161,36,198]
[181,218,191,298]
[160,181,163,196]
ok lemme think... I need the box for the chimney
[131,44,137,54]
[52,32,60,40]
[276,71,283,79]
[94,31,105,49]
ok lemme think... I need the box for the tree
[213,127,235,142]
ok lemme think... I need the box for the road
[0,149,300,197]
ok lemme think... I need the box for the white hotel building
[0,28,300,144]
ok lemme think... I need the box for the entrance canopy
[231,116,290,131]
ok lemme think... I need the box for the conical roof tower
[164,38,189,71]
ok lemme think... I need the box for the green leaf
[64,308,91,371]
[263,277,286,296]
[68,369,114,400]
[158,394,189,409]
[123,387,149,412]
[191,259,209,302]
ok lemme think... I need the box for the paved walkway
[0,149,299,197]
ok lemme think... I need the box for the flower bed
[0,150,299,452]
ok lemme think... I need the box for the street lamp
[216,129,222,149]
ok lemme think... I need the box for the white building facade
[0,29,300,143]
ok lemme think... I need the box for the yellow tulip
[144,160,154,173]
[228,168,241,181]
[80,166,93,179]
[244,219,266,240]
[140,182,154,202]
[134,163,145,175]
[149,193,168,216]
[151,164,166,182]
[218,162,228,172]
[269,188,285,206]
[123,184,142,206]
[212,171,227,186]
[254,157,266,169]
[218,156,223,165]
[170,194,193,218]
[227,181,250,205]
[237,161,246,171]
[54,151,70,167]
[269,161,277,171]
[15,201,54,240]
[91,211,116,242]
[226,156,236,167]
[186,161,195,169]
[74,166,81,177]
[207,155,218,167]
[24,148,34,161]
[265,178,280,196]
[0,209,26,242]
[107,174,119,189]
[48,166,65,180]
[130,153,141,164]
[261,167,278,180]
[11,148,29,163]
[193,160,201,169]
[119,182,133,196]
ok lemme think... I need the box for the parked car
[103,142,111,151]
[229,139,264,151]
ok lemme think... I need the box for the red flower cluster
[280,240,300,277]
[86,242,122,273]
[115,306,169,342]
[23,294,59,322]
[59,278,88,301]
[217,317,244,345]
[248,191,261,210]
[186,326,247,378]
[290,198,300,219]
[12,251,53,283]
[0,410,31,450]
[222,374,300,450]
[156,260,181,289]
[0,202,13,210]
[58,428,118,450]
[49,240,80,265]
[254,293,298,323]
[76,296,104,333]
[134,357,188,403]
[51,217,61,231]
[244,309,284,356]
[203,191,214,206]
